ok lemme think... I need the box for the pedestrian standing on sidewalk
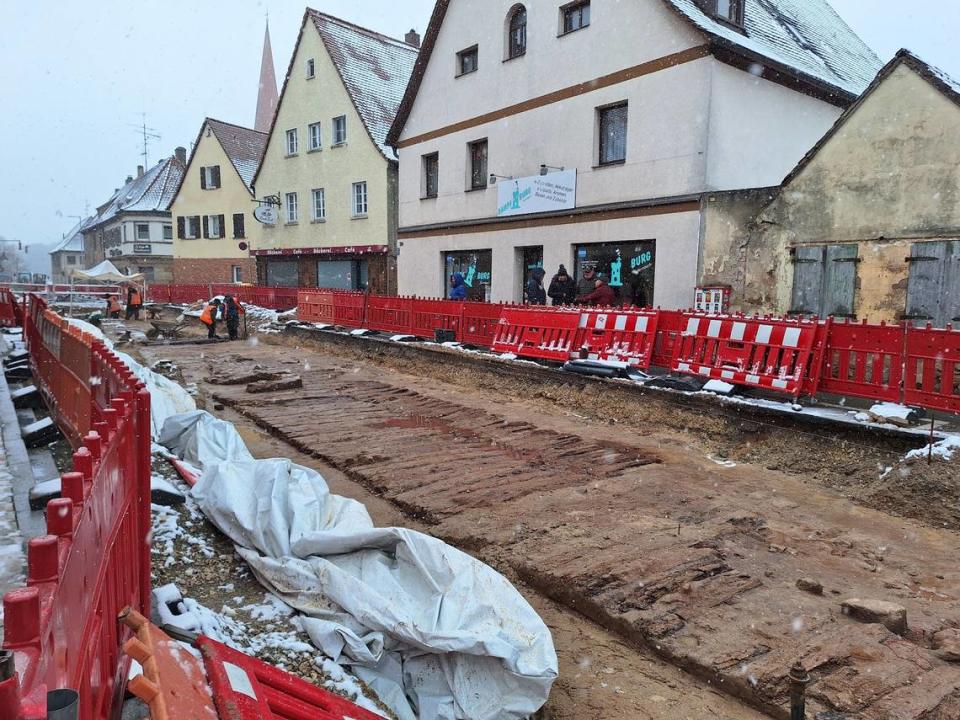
[449,272,467,300]
[547,265,576,306]
[575,266,597,303]
[576,274,616,307]
[223,295,244,341]
[526,267,547,305]
[200,298,222,339]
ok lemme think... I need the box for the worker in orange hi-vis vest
[125,285,143,321]
[199,298,222,340]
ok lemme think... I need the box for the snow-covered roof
[88,155,185,230]
[309,10,418,158]
[50,218,90,254]
[207,119,268,191]
[663,0,881,97]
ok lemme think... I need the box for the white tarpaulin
[70,260,144,283]
[162,411,558,720]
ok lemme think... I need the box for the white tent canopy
[69,260,143,284]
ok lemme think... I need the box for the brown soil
[136,330,960,719]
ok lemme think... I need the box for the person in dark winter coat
[525,267,547,305]
[576,275,616,307]
[449,272,467,300]
[547,265,576,306]
[576,266,597,299]
[223,295,244,341]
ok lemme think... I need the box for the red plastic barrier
[460,301,507,347]
[197,635,382,720]
[0,289,20,327]
[297,290,336,325]
[331,291,367,327]
[649,310,686,369]
[409,298,462,339]
[577,308,661,368]
[365,295,413,335]
[492,308,582,362]
[671,315,820,397]
[2,295,152,720]
[904,324,960,414]
[811,320,904,401]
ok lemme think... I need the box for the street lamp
[489,173,514,185]
[539,164,564,176]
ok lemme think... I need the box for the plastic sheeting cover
[165,412,557,720]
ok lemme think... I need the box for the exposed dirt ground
[135,328,960,719]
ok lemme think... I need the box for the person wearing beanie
[547,265,576,306]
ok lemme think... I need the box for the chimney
[126,175,133,184]
[404,29,421,48]
[136,165,144,178]
[175,146,187,164]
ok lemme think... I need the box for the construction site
[1,288,958,720]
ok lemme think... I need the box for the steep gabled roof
[663,0,880,98]
[87,155,185,230]
[387,0,881,147]
[208,118,268,191]
[252,9,417,189]
[50,218,90,254]
[776,49,960,191]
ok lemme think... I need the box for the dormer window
[699,0,743,26]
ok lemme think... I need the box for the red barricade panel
[904,325,960,414]
[459,302,507,347]
[672,315,820,397]
[366,296,413,335]
[492,308,582,362]
[577,309,660,368]
[409,298,462,339]
[812,320,904,401]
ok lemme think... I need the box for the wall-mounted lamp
[489,173,514,185]
[539,164,564,176]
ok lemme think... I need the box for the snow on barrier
[2,295,152,720]
[297,291,960,416]
[671,315,821,398]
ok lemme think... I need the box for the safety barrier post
[137,387,152,617]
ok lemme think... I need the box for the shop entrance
[516,246,544,303]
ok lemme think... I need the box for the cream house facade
[169,118,267,285]
[251,10,418,293]
[387,0,881,307]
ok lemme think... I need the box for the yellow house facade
[251,10,417,293]
[169,118,267,285]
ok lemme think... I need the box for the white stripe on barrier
[731,322,746,341]
[756,325,773,344]
[614,315,627,331]
[746,374,761,384]
[596,314,608,330]
[685,317,700,335]
[698,366,712,376]
[678,362,691,372]
[708,319,723,338]
[635,316,649,332]
[721,370,736,380]
[578,314,588,329]
[783,327,801,348]
[772,379,789,389]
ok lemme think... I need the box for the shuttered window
[233,213,246,239]
[905,240,960,327]
[790,244,858,318]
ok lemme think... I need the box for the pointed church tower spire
[255,17,279,133]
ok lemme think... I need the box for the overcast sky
[2,0,957,254]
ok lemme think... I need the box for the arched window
[507,5,527,59]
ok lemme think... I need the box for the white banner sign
[497,170,577,218]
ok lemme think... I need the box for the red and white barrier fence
[146,284,299,311]
[297,291,960,415]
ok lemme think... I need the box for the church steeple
[255,18,279,133]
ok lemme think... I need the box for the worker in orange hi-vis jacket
[199,298,222,340]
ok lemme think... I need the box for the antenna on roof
[129,113,162,166]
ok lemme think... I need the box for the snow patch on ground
[151,490,216,567]
[904,435,960,463]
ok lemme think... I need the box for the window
[422,153,439,199]
[507,6,527,59]
[575,241,655,307]
[204,214,224,239]
[285,192,299,222]
[598,103,628,165]
[317,259,368,291]
[232,265,243,283]
[178,216,201,239]
[698,0,743,25]
[286,129,299,155]
[352,182,368,217]
[200,165,221,189]
[308,122,322,151]
[468,139,488,190]
[444,250,492,302]
[306,58,315,78]
[457,46,478,76]
[66,255,77,265]
[135,223,150,240]
[332,115,347,145]
[562,1,591,34]
[138,267,156,282]
[312,188,326,221]
[162,224,173,240]
[905,240,960,327]
[790,245,858,318]
[232,213,246,239]
[266,259,299,287]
